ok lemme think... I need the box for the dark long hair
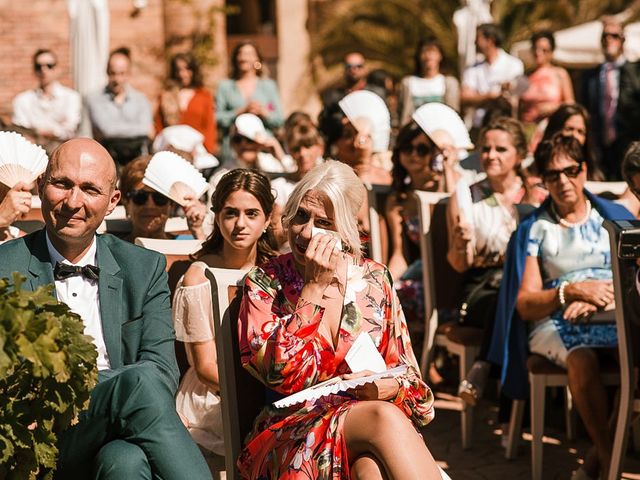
[391,121,437,201]
[169,52,203,88]
[542,103,601,179]
[230,42,264,80]
[413,36,444,76]
[196,169,278,264]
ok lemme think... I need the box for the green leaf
[0,273,97,472]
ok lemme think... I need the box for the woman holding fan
[119,155,207,242]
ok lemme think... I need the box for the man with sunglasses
[581,17,629,179]
[11,49,82,150]
[318,51,386,147]
[0,138,212,478]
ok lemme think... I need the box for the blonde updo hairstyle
[281,160,365,260]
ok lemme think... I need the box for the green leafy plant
[0,273,97,480]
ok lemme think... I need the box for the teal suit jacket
[0,230,179,391]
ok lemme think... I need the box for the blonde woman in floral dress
[237,160,442,479]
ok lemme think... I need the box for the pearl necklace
[551,199,592,228]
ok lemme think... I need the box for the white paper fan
[339,90,391,152]
[412,102,474,151]
[0,131,48,188]
[142,151,208,207]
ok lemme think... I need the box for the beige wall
[276,0,321,119]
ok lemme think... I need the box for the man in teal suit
[0,138,211,479]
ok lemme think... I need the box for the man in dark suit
[581,17,628,180]
[0,138,211,478]
[618,61,640,160]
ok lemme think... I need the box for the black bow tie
[54,262,100,281]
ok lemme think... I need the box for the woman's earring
[254,61,262,71]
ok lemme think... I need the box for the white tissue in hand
[311,226,343,251]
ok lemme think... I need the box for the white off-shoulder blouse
[173,261,224,456]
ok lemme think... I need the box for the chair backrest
[604,219,640,477]
[585,181,628,197]
[165,216,190,234]
[134,237,202,270]
[98,215,190,235]
[413,191,465,368]
[205,267,264,480]
[364,183,391,263]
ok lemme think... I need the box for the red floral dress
[237,253,434,479]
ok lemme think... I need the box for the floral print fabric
[237,253,434,479]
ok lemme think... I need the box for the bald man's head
[39,138,121,251]
[46,138,118,190]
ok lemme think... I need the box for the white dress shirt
[46,234,110,370]
[12,82,82,140]
[462,49,524,127]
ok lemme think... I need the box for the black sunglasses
[345,63,364,69]
[399,143,435,157]
[231,134,257,145]
[34,62,56,72]
[602,32,623,41]
[127,189,170,206]
[542,163,583,183]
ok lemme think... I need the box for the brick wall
[0,0,226,121]
[0,0,72,119]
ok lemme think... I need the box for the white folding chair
[414,190,480,449]
[134,238,202,277]
[364,183,390,264]
[506,355,619,478]
[413,190,451,374]
[605,219,640,480]
[165,216,190,233]
[205,267,263,480]
[585,181,628,196]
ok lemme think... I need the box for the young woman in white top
[398,37,460,126]
[172,169,278,454]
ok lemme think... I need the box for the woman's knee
[566,348,600,375]
[347,401,415,445]
[93,439,152,480]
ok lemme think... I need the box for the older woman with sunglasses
[120,155,207,242]
[489,133,634,479]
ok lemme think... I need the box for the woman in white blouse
[398,37,460,126]
[172,169,278,454]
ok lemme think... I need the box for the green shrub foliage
[0,273,97,479]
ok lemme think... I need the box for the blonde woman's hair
[282,160,365,260]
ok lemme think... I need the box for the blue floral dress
[526,206,616,365]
